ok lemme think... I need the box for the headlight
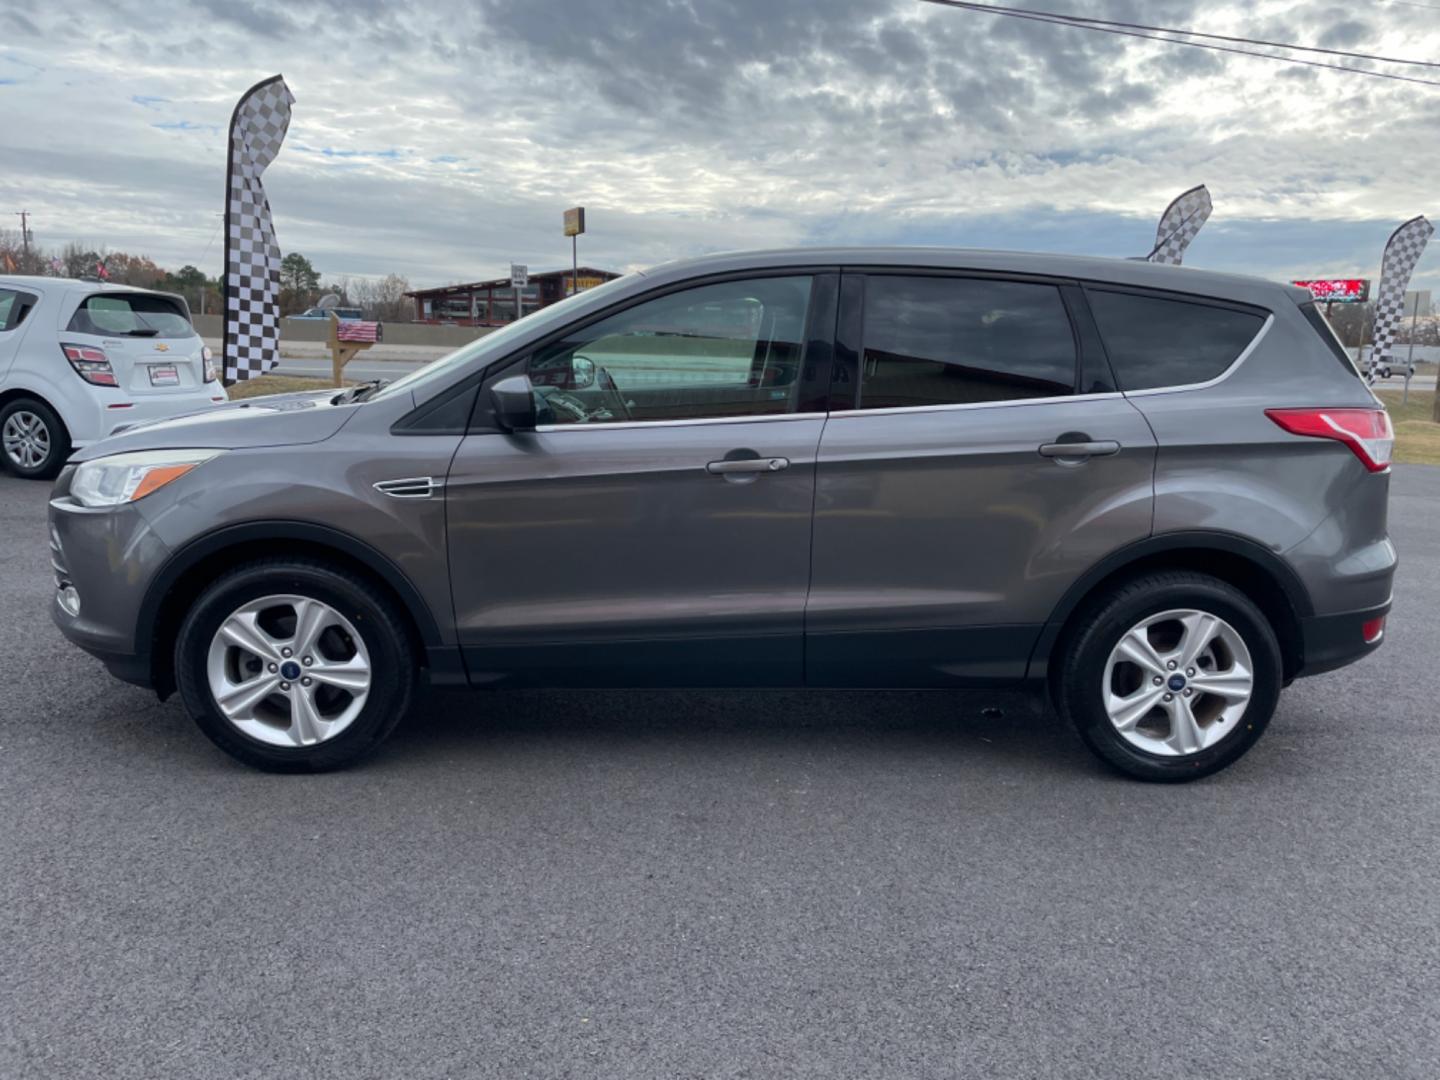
[70,449,225,508]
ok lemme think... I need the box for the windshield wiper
[331,378,389,405]
[123,328,160,337]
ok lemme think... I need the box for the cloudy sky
[3,0,1439,290]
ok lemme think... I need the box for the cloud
[0,0,1437,292]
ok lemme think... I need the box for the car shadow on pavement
[375,686,1105,779]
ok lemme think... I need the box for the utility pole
[13,211,31,271]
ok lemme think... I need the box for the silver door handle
[706,457,790,475]
[1038,440,1121,459]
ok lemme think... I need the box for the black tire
[175,558,415,772]
[0,396,70,480]
[1054,571,1282,782]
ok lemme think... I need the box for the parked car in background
[48,248,1394,780]
[0,277,225,479]
[289,306,364,321]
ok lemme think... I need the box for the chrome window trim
[534,411,827,433]
[1120,313,1274,398]
[826,391,1124,420]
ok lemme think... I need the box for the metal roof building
[405,267,621,325]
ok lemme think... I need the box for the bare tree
[349,273,411,322]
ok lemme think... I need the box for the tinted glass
[1299,301,1362,379]
[1088,289,1266,391]
[859,276,1076,409]
[68,293,193,338]
[525,276,813,424]
[0,290,16,331]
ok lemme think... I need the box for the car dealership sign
[1292,278,1371,303]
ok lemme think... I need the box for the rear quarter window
[1298,301,1363,379]
[0,288,37,332]
[68,293,194,339]
[1087,289,1266,391]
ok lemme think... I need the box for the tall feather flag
[1368,215,1433,380]
[223,75,294,385]
[1146,185,1212,266]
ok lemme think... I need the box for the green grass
[1376,389,1440,466]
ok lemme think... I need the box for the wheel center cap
[1167,674,1187,692]
[281,661,302,681]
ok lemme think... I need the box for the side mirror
[570,355,596,390]
[489,375,537,432]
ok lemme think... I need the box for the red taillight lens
[1265,407,1394,473]
[1362,616,1386,644]
[62,343,118,387]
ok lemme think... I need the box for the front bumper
[48,468,171,689]
[1296,599,1391,678]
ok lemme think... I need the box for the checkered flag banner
[1145,185,1212,266]
[1368,215,1433,379]
[223,75,294,384]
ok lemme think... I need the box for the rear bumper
[1295,599,1391,678]
[71,387,228,446]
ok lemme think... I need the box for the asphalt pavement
[2,468,1438,1079]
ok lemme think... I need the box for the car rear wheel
[1,397,70,480]
[1055,571,1282,782]
[175,559,415,771]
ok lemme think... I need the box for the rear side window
[1087,289,1265,391]
[0,288,36,332]
[1298,301,1362,379]
[67,293,193,339]
[859,276,1077,409]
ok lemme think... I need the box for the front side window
[1088,289,1266,391]
[525,276,813,424]
[68,293,194,339]
[858,276,1077,409]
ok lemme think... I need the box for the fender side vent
[374,476,443,499]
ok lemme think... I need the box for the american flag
[336,320,382,343]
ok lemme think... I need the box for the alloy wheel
[205,594,371,748]
[1101,608,1254,757]
[3,411,50,470]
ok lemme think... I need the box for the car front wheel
[175,559,415,771]
[1,397,70,480]
[1055,571,1282,782]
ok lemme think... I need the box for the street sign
[1292,278,1370,303]
[564,207,586,237]
[510,263,528,289]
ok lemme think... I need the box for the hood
[69,389,359,461]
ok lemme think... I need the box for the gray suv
[48,249,1395,780]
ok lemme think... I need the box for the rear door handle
[706,457,790,475]
[1038,440,1121,459]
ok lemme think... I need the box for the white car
[0,277,227,478]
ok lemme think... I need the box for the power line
[927,1,1440,70]
[1375,0,1440,12]
[920,1,1440,88]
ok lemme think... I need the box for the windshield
[372,275,637,401]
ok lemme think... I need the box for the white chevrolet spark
[0,276,227,478]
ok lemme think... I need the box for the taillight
[202,345,218,383]
[62,343,118,387]
[1264,407,1394,473]
[1362,615,1386,644]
